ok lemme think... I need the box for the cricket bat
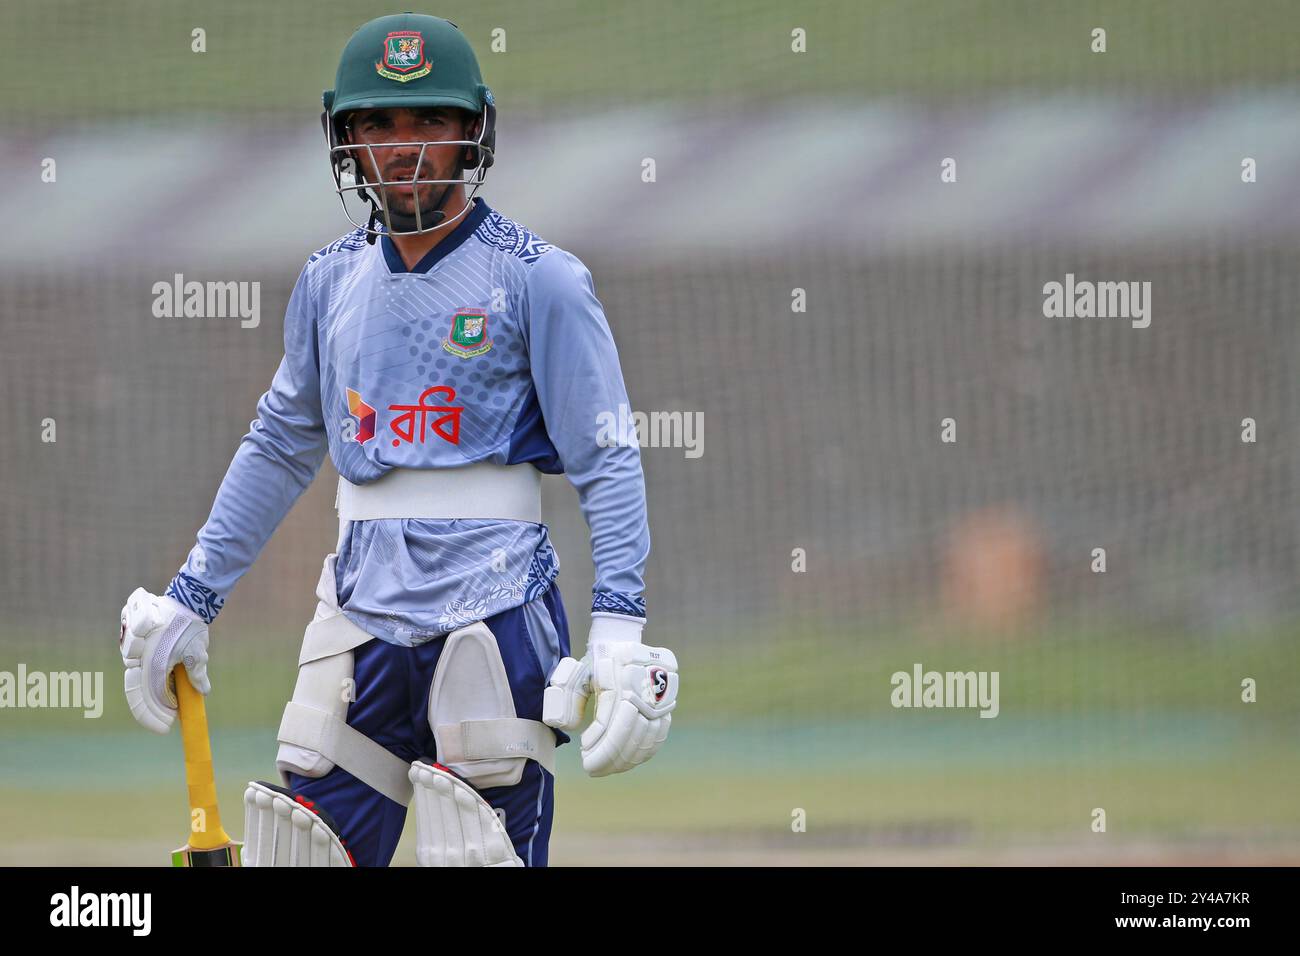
[171,664,242,867]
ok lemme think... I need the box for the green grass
[3,1,1297,119]
[3,619,1294,733]
[4,734,1298,864]
[3,620,1297,863]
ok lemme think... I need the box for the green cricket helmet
[321,13,496,240]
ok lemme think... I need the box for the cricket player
[117,13,678,867]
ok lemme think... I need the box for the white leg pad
[241,781,355,867]
[409,761,523,867]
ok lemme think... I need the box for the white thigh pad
[428,620,555,789]
[241,781,354,867]
[409,761,522,867]
[276,621,360,782]
[275,554,414,806]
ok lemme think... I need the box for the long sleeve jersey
[165,197,649,646]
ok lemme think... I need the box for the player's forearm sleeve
[525,249,650,619]
[166,269,328,622]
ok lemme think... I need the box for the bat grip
[174,664,232,850]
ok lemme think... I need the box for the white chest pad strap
[336,463,543,523]
[430,621,556,789]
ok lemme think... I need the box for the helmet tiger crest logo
[376,31,431,82]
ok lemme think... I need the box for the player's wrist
[589,612,645,646]
[165,570,224,625]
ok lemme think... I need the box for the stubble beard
[380,161,461,221]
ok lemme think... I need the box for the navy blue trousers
[287,586,571,866]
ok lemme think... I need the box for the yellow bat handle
[174,664,233,850]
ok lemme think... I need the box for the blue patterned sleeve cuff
[591,591,646,618]
[165,570,225,624]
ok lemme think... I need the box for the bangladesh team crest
[443,309,493,358]
[376,31,432,82]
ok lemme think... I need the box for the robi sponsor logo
[346,388,376,444]
[345,385,466,447]
[389,386,464,447]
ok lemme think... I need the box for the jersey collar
[380,196,491,275]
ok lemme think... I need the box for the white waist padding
[336,463,543,523]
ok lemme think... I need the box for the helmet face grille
[326,137,493,237]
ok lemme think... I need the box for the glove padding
[543,614,678,777]
[118,587,211,734]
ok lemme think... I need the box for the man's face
[343,106,475,219]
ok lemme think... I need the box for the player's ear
[461,110,481,167]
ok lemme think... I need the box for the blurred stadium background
[1,0,1298,864]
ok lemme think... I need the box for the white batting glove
[543,613,678,777]
[118,587,211,734]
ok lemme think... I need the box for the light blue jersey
[166,197,649,645]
